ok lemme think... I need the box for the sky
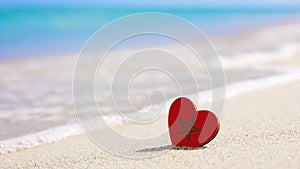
[1,0,300,8]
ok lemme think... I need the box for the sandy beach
[1,73,300,168]
[1,5,300,169]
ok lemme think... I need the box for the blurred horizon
[1,0,300,8]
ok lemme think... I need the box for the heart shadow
[136,145,207,153]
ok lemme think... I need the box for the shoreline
[1,76,300,168]
[1,6,300,168]
[1,64,300,154]
[1,20,300,153]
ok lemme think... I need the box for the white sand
[1,78,300,168]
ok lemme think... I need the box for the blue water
[1,6,300,59]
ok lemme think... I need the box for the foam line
[1,69,300,154]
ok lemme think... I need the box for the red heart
[168,97,220,147]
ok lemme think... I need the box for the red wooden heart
[168,97,220,147]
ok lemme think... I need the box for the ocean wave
[221,42,300,69]
[1,68,300,154]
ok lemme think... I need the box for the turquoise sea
[1,6,300,59]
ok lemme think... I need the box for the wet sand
[1,78,300,168]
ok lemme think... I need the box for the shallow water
[1,6,299,59]
[0,46,285,140]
